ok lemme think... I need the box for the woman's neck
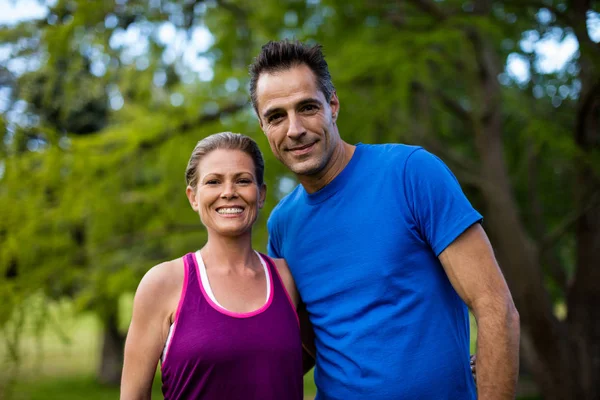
[200,232,259,273]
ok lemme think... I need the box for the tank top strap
[258,253,278,287]
[181,252,201,300]
[258,253,299,326]
[161,253,199,365]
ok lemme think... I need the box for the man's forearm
[474,303,520,399]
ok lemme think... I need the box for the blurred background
[0,0,598,399]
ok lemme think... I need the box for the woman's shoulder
[268,257,299,307]
[134,257,186,312]
[143,257,185,288]
[268,257,288,272]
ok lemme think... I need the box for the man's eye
[268,114,283,123]
[301,105,317,112]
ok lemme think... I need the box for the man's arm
[438,223,520,400]
[298,302,316,374]
[272,258,316,374]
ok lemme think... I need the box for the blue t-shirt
[268,144,481,400]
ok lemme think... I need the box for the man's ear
[258,183,267,209]
[186,186,198,211]
[330,91,340,122]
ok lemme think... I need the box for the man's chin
[284,158,323,176]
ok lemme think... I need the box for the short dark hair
[185,132,265,189]
[248,40,335,115]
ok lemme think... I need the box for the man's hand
[470,354,477,383]
[439,224,520,399]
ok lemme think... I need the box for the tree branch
[408,81,485,189]
[214,0,246,19]
[137,99,249,152]
[503,0,574,26]
[425,139,488,189]
[575,80,600,147]
[540,190,600,251]
[72,224,204,264]
[214,0,252,67]
[526,139,568,292]
[419,132,487,190]
[411,81,473,124]
[436,89,473,124]
[405,0,450,21]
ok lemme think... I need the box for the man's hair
[248,40,335,115]
[185,132,265,189]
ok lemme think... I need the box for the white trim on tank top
[196,250,271,308]
[161,250,270,362]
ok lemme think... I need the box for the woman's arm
[272,258,316,374]
[120,260,182,400]
[272,258,299,306]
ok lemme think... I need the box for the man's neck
[299,141,356,194]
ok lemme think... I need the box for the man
[249,40,520,399]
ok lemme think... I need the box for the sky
[0,0,598,88]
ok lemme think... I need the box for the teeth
[217,207,243,215]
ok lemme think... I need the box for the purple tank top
[161,252,303,400]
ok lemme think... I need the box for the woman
[120,132,304,399]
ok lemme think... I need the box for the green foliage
[12,375,163,400]
[0,0,596,396]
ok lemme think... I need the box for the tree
[1,0,598,397]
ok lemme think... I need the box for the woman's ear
[186,186,198,211]
[258,183,267,209]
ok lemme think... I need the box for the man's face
[255,64,340,177]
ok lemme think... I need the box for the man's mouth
[288,142,315,155]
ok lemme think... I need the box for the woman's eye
[206,180,219,185]
[238,179,252,185]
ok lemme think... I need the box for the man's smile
[287,142,316,156]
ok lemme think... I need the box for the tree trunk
[466,26,578,399]
[97,306,125,386]
[401,1,599,397]
[567,1,600,396]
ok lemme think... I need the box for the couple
[120,40,520,400]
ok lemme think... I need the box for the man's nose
[286,114,306,140]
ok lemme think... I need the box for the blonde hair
[185,132,265,189]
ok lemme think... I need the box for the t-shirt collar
[303,143,364,205]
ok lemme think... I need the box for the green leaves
[0,1,597,391]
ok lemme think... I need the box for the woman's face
[187,149,266,238]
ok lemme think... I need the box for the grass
[9,375,162,400]
[0,297,318,399]
[1,298,537,400]
[7,373,314,400]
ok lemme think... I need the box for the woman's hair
[185,132,265,189]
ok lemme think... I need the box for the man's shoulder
[268,183,304,223]
[358,142,423,161]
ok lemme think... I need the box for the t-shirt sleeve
[403,148,483,256]
[267,212,283,259]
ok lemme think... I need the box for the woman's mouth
[216,207,244,215]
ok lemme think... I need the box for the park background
[1,0,599,399]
